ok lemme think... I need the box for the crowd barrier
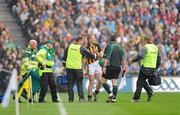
[81,76,180,93]
[0,69,180,93]
[132,77,180,92]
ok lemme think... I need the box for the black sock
[102,83,111,94]
[88,95,92,99]
[95,90,99,95]
[113,86,118,98]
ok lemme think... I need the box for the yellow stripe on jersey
[86,43,100,64]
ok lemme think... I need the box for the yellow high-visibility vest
[141,44,158,68]
[66,43,82,69]
[36,47,54,76]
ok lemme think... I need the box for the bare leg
[88,75,94,96]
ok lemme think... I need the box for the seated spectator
[158,62,167,76]
[176,58,180,75]
[0,20,22,72]
[167,61,177,76]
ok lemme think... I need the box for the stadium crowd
[0,21,22,75]
[3,0,180,76]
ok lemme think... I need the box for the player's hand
[94,53,97,59]
[40,61,46,69]
[97,51,103,58]
[122,64,128,74]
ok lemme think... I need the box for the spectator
[0,20,22,73]
[158,62,167,76]
[4,0,179,77]
[167,61,177,76]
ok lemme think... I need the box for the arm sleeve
[120,46,125,60]
[22,50,31,67]
[22,50,31,59]
[36,49,46,64]
[80,46,95,59]
[46,60,54,67]
[62,46,69,62]
[62,46,69,66]
[132,48,147,62]
[97,44,102,52]
[103,45,110,59]
[156,51,161,69]
[22,58,30,69]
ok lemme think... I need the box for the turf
[0,92,180,115]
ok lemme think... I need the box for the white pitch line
[57,94,68,115]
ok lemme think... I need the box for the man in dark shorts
[101,34,127,103]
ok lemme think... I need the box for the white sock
[109,93,113,97]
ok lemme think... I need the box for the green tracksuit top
[21,46,38,76]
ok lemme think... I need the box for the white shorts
[88,60,102,76]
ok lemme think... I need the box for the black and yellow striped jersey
[85,42,101,64]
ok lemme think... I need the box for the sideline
[57,93,67,115]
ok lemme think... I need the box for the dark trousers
[66,69,84,102]
[39,72,57,102]
[133,70,153,100]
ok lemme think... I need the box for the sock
[88,95,92,99]
[109,93,113,97]
[94,90,99,95]
[113,86,118,98]
[102,83,111,94]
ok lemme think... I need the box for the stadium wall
[81,77,180,93]
[132,77,180,92]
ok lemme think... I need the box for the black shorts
[103,66,121,80]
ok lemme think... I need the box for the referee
[101,34,127,103]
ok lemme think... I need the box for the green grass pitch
[0,92,180,115]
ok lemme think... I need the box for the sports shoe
[106,95,114,103]
[111,97,116,103]
[39,100,46,103]
[88,97,93,102]
[131,99,140,103]
[93,93,98,102]
[69,100,73,103]
[53,100,60,103]
[29,99,37,103]
[147,93,154,102]
[79,98,86,103]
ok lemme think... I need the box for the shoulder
[94,43,101,48]
[110,43,120,50]
[24,48,32,55]
[38,48,47,54]
[24,48,31,52]
[106,44,111,48]
[145,44,158,50]
[145,43,157,47]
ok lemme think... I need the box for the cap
[46,40,54,44]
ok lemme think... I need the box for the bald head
[29,39,37,50]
